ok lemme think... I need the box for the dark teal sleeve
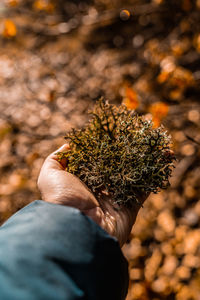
[0,201,128,300]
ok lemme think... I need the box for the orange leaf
[33,0,55,13]
[152,116,161,128]
[157,71,171,84]
[150,102,169,118]
[149,102,169,128]
[169,89,183,101]
[6,0,19,7]
[170,67,194,88]
[123,86,139,110]
[2,19,17,38]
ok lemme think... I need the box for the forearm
[0,200,128,300]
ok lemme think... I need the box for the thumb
[45,144,70,170]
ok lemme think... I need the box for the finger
[134,191,150,208]
[53,143,70,169]
[51,144,70,160]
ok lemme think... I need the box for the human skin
[37,144,149,247]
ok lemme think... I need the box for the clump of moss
[58,99,175,207]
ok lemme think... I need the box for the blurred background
[0,0,200,299]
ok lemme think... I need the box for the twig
[184,134,200,146]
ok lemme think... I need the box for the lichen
[58,98,176,207]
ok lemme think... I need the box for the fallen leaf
[157,71,171,84]
[6,0,19,7]
[170,67,194,89]
[33,0,55,13]
[2,19,17,38]
[149,102,169,127]
[123,86,139,110]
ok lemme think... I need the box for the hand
[37,144,149,247]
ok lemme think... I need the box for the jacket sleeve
[0,200,129,300]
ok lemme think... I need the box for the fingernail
[56,144,70,152]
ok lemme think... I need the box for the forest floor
[0,1,200,299]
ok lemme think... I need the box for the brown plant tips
[58,99,176,207]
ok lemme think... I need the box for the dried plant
[58,99,176,207]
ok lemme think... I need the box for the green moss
[58,98,175,207]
